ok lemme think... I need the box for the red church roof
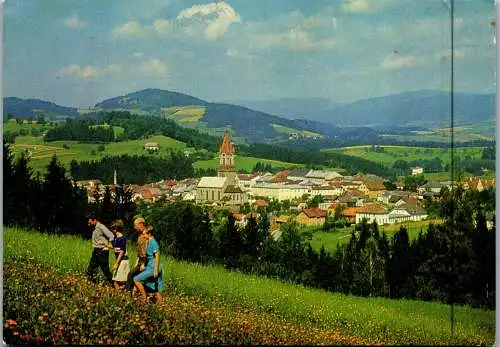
[220,131,235,155]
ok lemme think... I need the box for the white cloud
[132,58,168,76]
[131,52,144,58]
[341,0,393,13]
[342,0,371,13]
[112,21,151,39]
[57,63,122,80]
[254,27,338,51]
[64,15,86,29]
[153,19,173,36]
[380,55,424,70]
[226,49,252,60]
[177,1,241,40]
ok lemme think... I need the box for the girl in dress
[110,219,130,290]
[133,226,164,303]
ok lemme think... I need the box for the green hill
[3,227,495,345]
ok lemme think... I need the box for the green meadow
[302,220,439,253]
[193,155,304,172]
[324,145,486,169]
[9,134,187,173]
[3,227,495,345]
[8,129,304,175]
[379,122,495,143]
[271,123,322,138]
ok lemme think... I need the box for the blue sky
[3,0,496,107]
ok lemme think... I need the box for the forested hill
[4,97,79,119]
[95,88,342,142]
[202,103,340,143]
[94,88,209,111]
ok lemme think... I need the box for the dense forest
[70,152,195,184]
[4,141,495,310]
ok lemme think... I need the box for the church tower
[218,131,237,185]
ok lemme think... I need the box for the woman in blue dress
[133,227,164,303]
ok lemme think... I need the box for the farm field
[9,134,188,174]
[271,124,322,138]
[162,106,206,123]
[302,220,440,253]
[193,155,304,172]
[3,227,494,345]
[379,121,495,142]
[324,145,486,170]
[8,131,301,175]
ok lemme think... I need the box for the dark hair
[86,213,97,220]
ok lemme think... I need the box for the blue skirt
[133,264,164,292]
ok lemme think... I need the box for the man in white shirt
[86,214,115,285]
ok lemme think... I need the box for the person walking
[110,219,129,290]
[127,217,150,293]
[133,226,164,303]
[86,214,115,285]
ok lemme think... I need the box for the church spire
[219,130,235,170]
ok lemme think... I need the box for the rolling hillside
[4,97,79,119]
[96,89,342,143]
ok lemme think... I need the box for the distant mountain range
[229,90,495,127]
[4,89,494,144]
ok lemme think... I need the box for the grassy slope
[324,145,485,168]
[10,132,302,175]
[303,220,440,253]
[3,227,494,345]
[193,156,304,172]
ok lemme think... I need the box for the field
[3,227,495,345]
[302,220,439,253]
[271,124,322,138]
[162,106,206,123]
[9,134,188,173]
[379,121,495,142]
[6,125,301,175]
[193,155,304,172]
[324,145,486,170]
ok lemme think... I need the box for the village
[73,132,496,234]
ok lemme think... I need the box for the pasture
[9,134,188,174]
[193,155,304,172]
[162,106,206,123]
[324,145,486,169]
[379,121,495,142]
[302,220,439,253]
[8,130,304,175]
[3,227,494,345]
[271,124,323,138]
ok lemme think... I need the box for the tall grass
[4,227,495,345]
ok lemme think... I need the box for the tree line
[70,152,195,184]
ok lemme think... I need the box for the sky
[2,0,496,107]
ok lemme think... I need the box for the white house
[411,166,424,175]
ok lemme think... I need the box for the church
[196,131,248,207]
